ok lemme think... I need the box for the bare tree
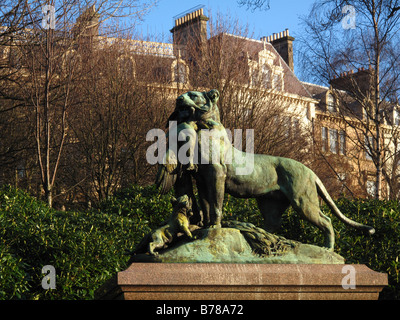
[299,0,400,199]
[0,1,38,187]
[66,34,175,203]
[0,0,158,206]
[237,0,271,11]
[185,11,312,161]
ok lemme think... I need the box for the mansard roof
[212,32,313,99]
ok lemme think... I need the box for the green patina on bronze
[129,90,375,263]
[129,222,345,264]
[155,90,374,251]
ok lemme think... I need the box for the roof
[214,33,313,99]
[301,81,329,98]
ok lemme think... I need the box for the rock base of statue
[95,263,387,300]
[95,224,387,300]
[128,226,345,264]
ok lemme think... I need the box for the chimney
[170,7,209,58]
[73,5,100,38]
[330,67,374,97]
[264,28,294,71]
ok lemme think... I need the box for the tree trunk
[43,22,53,207]
[46,186,53,208]
[373,4,382,200]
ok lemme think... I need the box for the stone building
[164,7,400,199]
[2,6,399,201]
[303,68,400,199]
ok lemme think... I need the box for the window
[329,128,338,154]
[261,65,271,88]
[250,68,258,86]
[117,56,135,80]
[62,49,82,73]
[339,130,346,155]
[244,108,253,120]
[174,63,186,83]
[292,118,300,136]
[327,94,336,113]
[10,48,23,69]
[16,164,25,179]
[273,73,283,91]
[365,136,374,161]
[394,109,400,126]
[322,127,346,155]
[366,180,376,198]
[282,117,300,138]
[321,127,327,152]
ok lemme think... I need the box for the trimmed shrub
[0,185,170,299]
[222,194,400,300]
[0,185,399,299]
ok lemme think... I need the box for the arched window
[174,62,186,83]
[172,59,188,84]
[62,49,82,73]
[117,55,135,80]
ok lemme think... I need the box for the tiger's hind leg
[257,193,290,233]
[290,194,335,250]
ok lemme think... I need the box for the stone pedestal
[95,263,387,300]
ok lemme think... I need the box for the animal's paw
[208,223,221,229]
[322,245,334,252]
[186,163,197,171]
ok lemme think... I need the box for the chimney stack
[330,67,374,97]
[170,6,208,58]
[262,28,294,71]
[73,5,100,38]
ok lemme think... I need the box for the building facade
[2,6,399,202]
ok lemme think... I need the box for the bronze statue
[133,195,194,256]
[156,90,375,251]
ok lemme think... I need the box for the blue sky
[136,0,316,42]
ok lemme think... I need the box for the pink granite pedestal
[95,263,387,300]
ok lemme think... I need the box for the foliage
[223,194,400,300]
[0,185,399,299]
[0,184,170,299]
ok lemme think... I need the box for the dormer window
[172,59,188,84]
[248,48,284,90]
[174,63,186,83]
[327,93,336,113]
[273,73,283,91]
[261,65,271,88]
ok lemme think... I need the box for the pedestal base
[95,263,387,300]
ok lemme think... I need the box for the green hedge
[224,194,400,300]
[0,185,399,299]
[0,185,170,299]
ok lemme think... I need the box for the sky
[135,0,316,42]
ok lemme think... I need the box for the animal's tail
[316,177,375,235]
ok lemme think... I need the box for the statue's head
[170,89,220,124]
[171,195,193,216]
[175,89,220,110]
